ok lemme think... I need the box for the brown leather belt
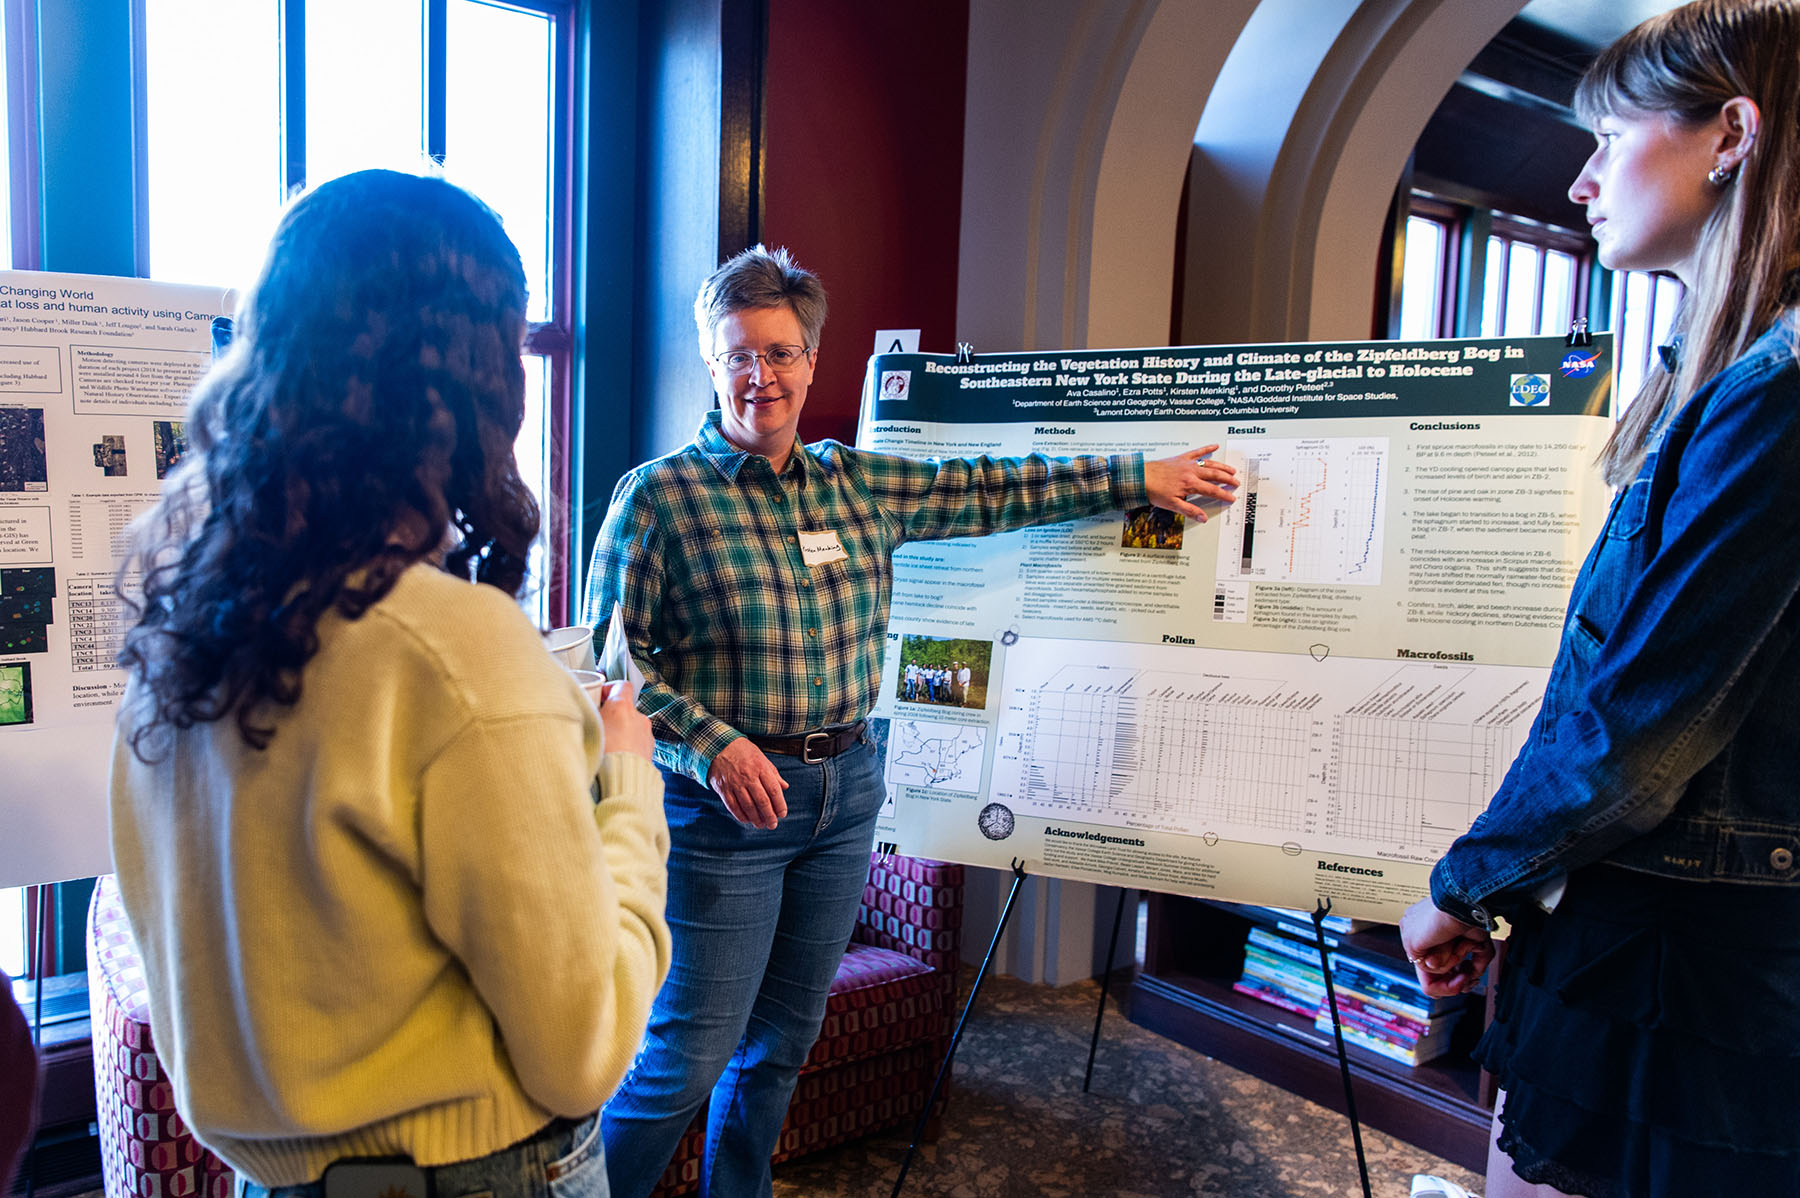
[746,721,867,764]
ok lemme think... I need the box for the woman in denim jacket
[1401,3,1800,1195]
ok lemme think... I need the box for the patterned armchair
[87,875,233,1198]
[650,853,963,1196]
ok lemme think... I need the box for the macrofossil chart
[1327,663,1541,854]
[990,641,1543,863]
[1215,436,1389,586]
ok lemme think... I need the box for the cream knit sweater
[109,564,671,1186]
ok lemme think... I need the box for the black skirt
[1475,864,1800,1198]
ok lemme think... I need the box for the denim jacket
[1432,321,1800,929]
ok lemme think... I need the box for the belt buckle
[802,730,831,764]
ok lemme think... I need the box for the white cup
[543,624,595,671]
[569,668,607,705]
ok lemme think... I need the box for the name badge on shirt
[798,529,849,566]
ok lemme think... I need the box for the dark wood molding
[37,1039,96,1132]
[717,0,766,260]
[1374,160,1412,340]
[1129,971,1490,1172]
[425,0,446,164]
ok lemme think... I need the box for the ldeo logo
[1509,373,1550,407]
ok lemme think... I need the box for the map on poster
[0,271,233,887]
[862,334,1613,920]
[887,718,987,793]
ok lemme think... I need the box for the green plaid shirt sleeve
[848,447,1146,539]
[584,468,742,782]
[584,413,1148,787]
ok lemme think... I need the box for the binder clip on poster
[1566,317,1592,347]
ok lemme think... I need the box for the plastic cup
[543,624,595,671]
[569,668,607,704]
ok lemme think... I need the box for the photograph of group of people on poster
[897,634,992,710]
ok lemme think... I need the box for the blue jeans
[601,737,883,1198]
[238,1114,606,1198]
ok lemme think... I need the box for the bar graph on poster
[860,334,1613,920]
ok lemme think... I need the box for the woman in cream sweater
[109,169,670,1198]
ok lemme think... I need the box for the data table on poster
[64,574,134,673]
[1327,665,1539,852]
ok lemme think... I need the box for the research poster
[0,270,232,887]
[860,334,1613,921]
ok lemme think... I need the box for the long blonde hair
[1576,0,1800,484]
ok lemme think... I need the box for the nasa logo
[1509,373,1550,407]
[1560,350,1600,378]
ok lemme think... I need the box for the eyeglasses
[713,344,813,375]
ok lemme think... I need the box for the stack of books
[1317,950,1467,1066]
[1233,922,1330,1018]
[1233,922,1468,1067]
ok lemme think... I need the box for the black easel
[1310,899,1374,1198]
[889,857,1029,1198]
[1082,885,1130,1092]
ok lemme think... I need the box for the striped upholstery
[650,853,963,1197]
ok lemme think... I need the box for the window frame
[1611,268,1684,411]
[132,0,580,620]
[1398,195,1462,339]
[0,0,583,993]
[4,0,38,270]
[523,0,577,621]
[1482,212,1592,340]
[1395,190,1597,342]
[1393,189,1692,426]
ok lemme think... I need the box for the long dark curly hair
[118,169,538,757]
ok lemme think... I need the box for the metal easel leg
[889,858,1030,1198]
[1311,899,1373,1198]
[1083,886,1130,1093]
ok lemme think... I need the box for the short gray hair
[693,244,829,354]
